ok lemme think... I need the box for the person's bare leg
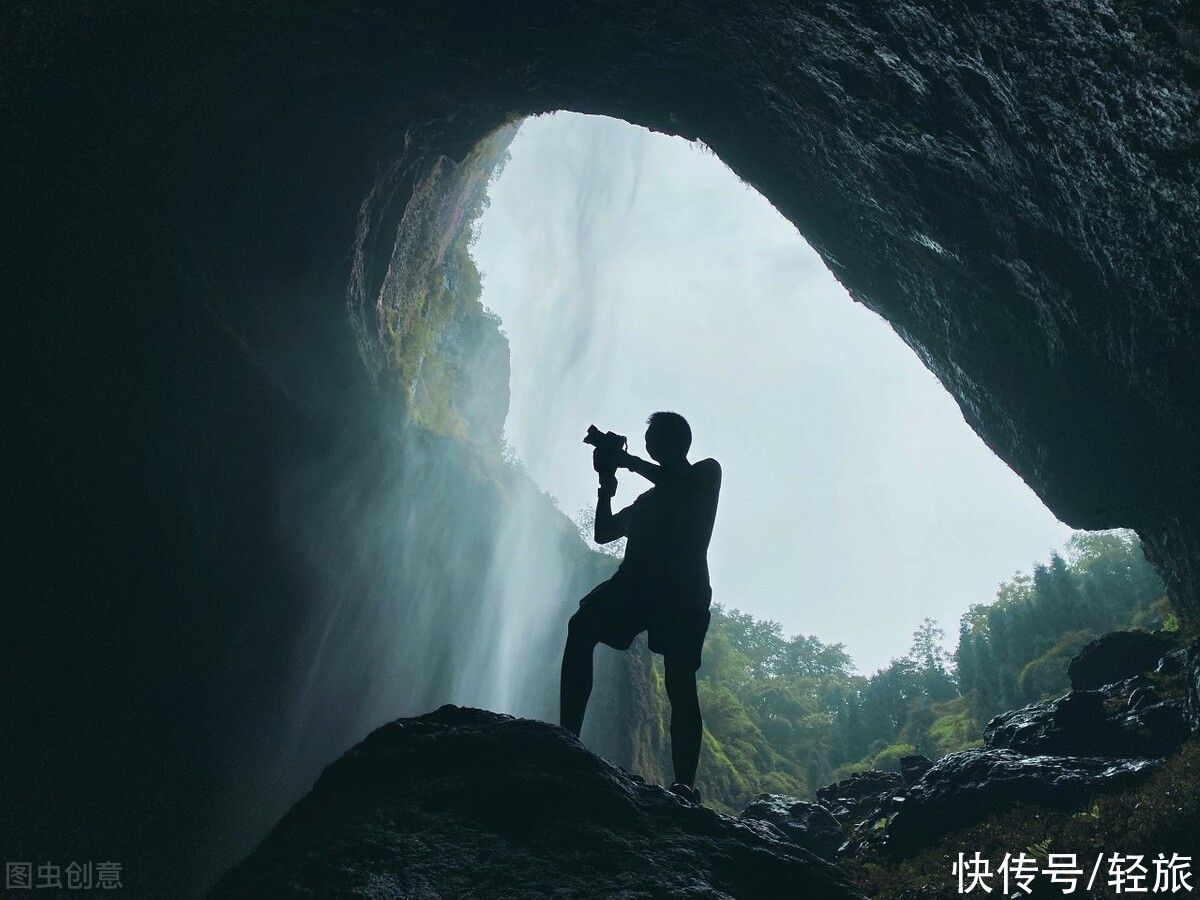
[664,658,703,788]
[559,612,597,737]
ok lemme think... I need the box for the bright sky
[471,112,1074,674]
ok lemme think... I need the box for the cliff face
[4,1,1199,894]
[350,126,517,442]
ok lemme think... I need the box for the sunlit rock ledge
[211,705,867,899]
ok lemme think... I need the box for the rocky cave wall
[124,0,1200,610]
[4,1,1198,894]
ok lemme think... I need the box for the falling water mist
[266,120,631,809]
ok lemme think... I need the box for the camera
[584,426,627,498]
[583,424,627,456]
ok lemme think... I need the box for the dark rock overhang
[18,2,1194,603]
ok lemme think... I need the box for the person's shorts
[573,575,712,671]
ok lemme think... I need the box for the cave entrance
[468,111,1073,674]
[333,109,1168,807]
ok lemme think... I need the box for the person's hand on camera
[598,470,618,499]
[614,449,636,470]
[593,445,622,474]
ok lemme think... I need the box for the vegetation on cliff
[374,126,517,441]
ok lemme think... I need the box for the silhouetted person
[560,411,721,803]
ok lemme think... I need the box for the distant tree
[954,622,978,696]
[908,618,958,703]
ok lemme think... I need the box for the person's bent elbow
[594,525,619,544]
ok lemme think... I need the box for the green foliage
[957,530,1167,724]
[925,698,983,756]
[1016,629,1096,703]
[1132,596,1179,632]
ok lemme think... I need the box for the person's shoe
[668,782,701,804]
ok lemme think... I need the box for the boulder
[986,689,1110,755]
[899,754,933,785]
[1155,648,1188,677]
[873,750,1158,857]
[213,706,867,899]
[740,795,844,860]
[1068,630,1175,691]
[985,675,1190,759]
[816,770,904,827]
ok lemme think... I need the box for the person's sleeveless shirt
[616,459,720,587]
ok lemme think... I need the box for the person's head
[645,411,692,464]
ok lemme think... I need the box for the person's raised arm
[616,451,674,485]
[593,484,630,544]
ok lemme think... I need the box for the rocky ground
[215,631,1198,898]
[212,706,867,899]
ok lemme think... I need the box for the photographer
[561,412,722,803]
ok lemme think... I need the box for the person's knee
[663,662,698,706]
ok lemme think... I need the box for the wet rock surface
[739,795,844,860]
[817,770,905,826]
[823,749,1162,860]
[213,706,867,899]
[874,750,1159,856]
[984,678,1190,760]
[899,754,933,785]
[1069,630,1177,690]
